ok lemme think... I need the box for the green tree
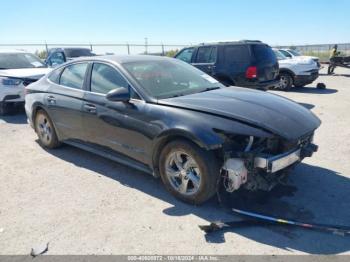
[165,49,178,57]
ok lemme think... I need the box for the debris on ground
[199,208,350,236]
[30,242,49,257]
[317,83,326,89]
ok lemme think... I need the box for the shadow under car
[41,143,350,254]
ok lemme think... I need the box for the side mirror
[106,87,130,102]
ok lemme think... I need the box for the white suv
[279,49,321,68]
[273,49,319,91]
[0,50,51,115]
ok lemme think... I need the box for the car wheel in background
[278,73,293,91]
[34,110,61,149]
[328,65,335,75]
[159,139,220,205]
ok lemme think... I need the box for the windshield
[273,50,287,60]
[288,49,301,56]
[0,53,46,69]
[123,59,224,99]
[64,49,94,58]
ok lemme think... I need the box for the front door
[82,62,150,163]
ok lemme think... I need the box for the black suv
[45,48,95,67]
[175,40,279,90]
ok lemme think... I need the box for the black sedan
[25,55,321,204]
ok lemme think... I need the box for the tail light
[245,66,257,79]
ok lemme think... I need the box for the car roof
[49,47,91,50]
[71,54,175,64]
[197,40,264,47]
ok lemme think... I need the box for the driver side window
[49,52,65,66]
[91,63,128,94]
[175,48,194,63]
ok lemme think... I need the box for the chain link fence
[0,43,190,58]
[1,42,349,62]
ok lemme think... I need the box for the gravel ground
[0,67,350,255]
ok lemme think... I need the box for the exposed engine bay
[220,133,318,193]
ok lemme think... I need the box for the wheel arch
[279,68,295,78]
[31,103,62,140]
[151,128,223,176]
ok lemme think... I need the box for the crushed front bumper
[254,143,318,173]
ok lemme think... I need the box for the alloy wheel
[165,151,201,196]
[36,113,53,145]
[279,75,289,90]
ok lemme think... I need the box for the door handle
[47,95,56,104]
[83,103,97,114]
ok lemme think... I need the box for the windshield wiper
[199,87,221,93]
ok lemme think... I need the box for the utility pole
[144,37,148,54]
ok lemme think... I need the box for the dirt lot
[0,68,350,255]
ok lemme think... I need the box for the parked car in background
[174,40,279,90]
[279,48,321,68]
[45,47,95,67]
[25,55,320,204]
[273,49,319,91]
[0,50,51,115]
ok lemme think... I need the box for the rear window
[224,45,250,63]
[64,49,93,58]
[252,44,276,63]
[59,63,88,89]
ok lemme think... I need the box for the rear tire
[34,110,61,149]
[278,73,293,91]
[159,139,220,205]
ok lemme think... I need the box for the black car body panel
[175,41,280,90]
[25,55,320,183]
[159,87,320,141]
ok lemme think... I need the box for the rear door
[251,44,279,82]
[191,46,217,76]
[46,62,88,140]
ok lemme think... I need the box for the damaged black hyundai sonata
[25,55,321,204]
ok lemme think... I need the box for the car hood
[296,55,319,61]
[159,87,321,140]
[0,68,51,80]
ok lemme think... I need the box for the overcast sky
[1,0,349,47]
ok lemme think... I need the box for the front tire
[34,110,61,149]
[278,73,293,91]
[159,139,220,205]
